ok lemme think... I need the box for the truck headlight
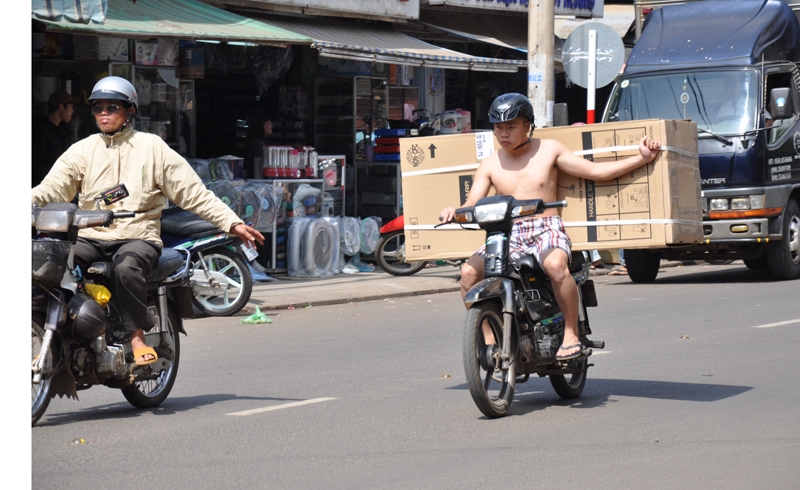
[710,199,729,211]
[730,197,750,210]
[749,194,765,209]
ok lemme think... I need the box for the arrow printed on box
[428,144,437,158]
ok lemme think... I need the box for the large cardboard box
[399,120,702,261]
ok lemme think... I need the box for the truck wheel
[624,249,661,283]
[743,255,769,270]
[766,199,800,280]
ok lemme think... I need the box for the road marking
[226,397,337,416]
[752,319,800,329]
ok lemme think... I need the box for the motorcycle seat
[86,249,186,284]
[516,251,586,275]
[160,207,220,236]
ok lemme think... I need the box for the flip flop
[133,346,158,366]
[609,268,628,276]
[556,343,583,361]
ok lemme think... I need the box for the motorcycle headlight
[35,209,72,232]
[474,202,508,223]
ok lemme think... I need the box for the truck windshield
[604,71,758,134]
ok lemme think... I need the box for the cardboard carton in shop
[398,119,702,261]
[180,48,204,78]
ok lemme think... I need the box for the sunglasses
[91,104,123,115]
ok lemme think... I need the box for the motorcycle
[375,215,463,276]
[32,199,193,425]
[160,206,253,317]
[449,195,603,418]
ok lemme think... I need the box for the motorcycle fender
[464,277,515,314]
[176,234,231,253]
[380,215,405,234]
[173,287,195,322]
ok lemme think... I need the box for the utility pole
[528,0,555,128]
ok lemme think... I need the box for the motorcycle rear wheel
[192,247,252,316]
[121,305,180,408]
[549,358,588,399]
[463,302,515,418]
[375,230,427,276]
[31,313,52,426]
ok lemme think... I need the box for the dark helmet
[488,93,534,127]
[67,293,108,341]
[88,76,138,110]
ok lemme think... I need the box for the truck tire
[624,249,661,283]
[766,199,800,280]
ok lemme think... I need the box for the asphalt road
[31,263,800,489]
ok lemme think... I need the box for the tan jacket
[31,126,242,247]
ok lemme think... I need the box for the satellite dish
[562,22,625,89]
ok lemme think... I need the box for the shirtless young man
[440,93,661,360]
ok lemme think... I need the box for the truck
[601,0,800,282]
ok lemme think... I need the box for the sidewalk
[243,260,692,313]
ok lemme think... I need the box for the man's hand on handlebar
[440,206,456,224]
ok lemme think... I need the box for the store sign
[422,1,604,18]
[256,0,420,20]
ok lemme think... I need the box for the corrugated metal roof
[32,0,312,46]
[251,15,525,72]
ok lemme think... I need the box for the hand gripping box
[399,120,702,261]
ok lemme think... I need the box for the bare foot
[557,328,582,359]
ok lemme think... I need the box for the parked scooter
[447,196,602,418]
[375,215,464,276]
[32,200,193,425]
[160,207,253,317]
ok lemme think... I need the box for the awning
[404,5,635,72]
[32,0,313,46]
[248,15,525,72]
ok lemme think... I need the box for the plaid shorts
[475,215,572,265]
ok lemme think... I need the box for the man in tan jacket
[32,76,264,365]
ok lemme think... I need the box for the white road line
[226,397,337,416]
[752,319,800,329]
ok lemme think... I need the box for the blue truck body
[602,0,800,281]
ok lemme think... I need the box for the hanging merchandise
[287,218,339,278]
[429,68,443,97]
[360,217,381,254]
[247,45,293,95]
[206,180,239,212]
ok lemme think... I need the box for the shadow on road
[35,393,303,427]
[448,378,753,418]
[608,265,774,286]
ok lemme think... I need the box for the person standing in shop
[32,90,79,186]
[245,113,274,179]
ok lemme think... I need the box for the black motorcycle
[160,206,253,317]
[31,200,193,425]
[450,195,603,418]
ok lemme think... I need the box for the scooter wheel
[375,230,427,276]
[191,247,252,316]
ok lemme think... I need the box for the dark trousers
[72,238,161,334]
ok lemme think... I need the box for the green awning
[32,0,312,46]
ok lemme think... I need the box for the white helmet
[88,76,138,110]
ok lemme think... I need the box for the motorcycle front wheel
[31,313,52,425]
[463,302,515,418]
[192,247,252,316]
[375,230,427,276]
[121,304,180,408]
